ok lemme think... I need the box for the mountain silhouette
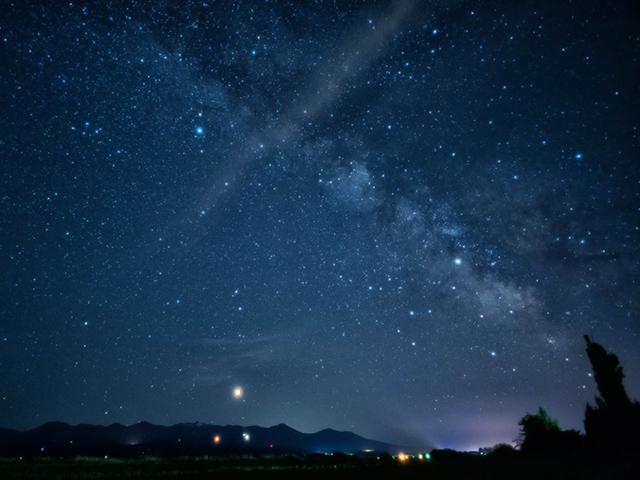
[0,421,408,457]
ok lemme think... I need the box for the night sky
[1,0,639,451]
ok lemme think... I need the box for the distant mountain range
[0,421,406,456]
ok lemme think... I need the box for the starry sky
[1,0,639,451]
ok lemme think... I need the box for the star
[232,386,244,400]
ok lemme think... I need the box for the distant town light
[213,435,221,445]
[242,432,251,442]
[397,452,409,462]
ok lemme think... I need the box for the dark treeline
[425,335,640,478]
[517,335,640,458]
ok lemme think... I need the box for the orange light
[397,452,409,462]
[213,435,221,445]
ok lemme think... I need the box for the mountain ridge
[0,421,420,456]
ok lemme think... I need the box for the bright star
[232,385,244,400]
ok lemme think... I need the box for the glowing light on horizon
[213,435,221,445]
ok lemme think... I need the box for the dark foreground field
[0,454,635,480]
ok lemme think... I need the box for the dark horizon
[0,420,417,457]
[1,0,639,453]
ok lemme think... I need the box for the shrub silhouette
[486,443,518,461]
[518,408,582,456]
[519,408,560,442]
[583,335,640,455]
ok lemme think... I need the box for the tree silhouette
[518,408,582,456]
[583,335,640,454]
[519,408,560,452]
[584,335,631,409]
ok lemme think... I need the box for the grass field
[0,454,633,480]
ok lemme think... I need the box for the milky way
[1,1,639,450]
